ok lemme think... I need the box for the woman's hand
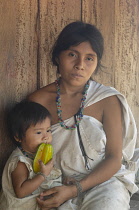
[37,185,77,209]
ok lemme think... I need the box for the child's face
[21,117,52,153]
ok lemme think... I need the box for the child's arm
[11,159,53,198]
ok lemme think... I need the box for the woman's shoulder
[29,82,56,95]
[27,82,56,104]
[91,80,122,105]
[90,80,118,92]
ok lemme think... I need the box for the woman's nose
[75,57,84,70]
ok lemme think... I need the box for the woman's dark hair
[51,21,104,73]
[7,100,51,146]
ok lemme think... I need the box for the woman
[28,21,138,210]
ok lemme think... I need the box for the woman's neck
[60,79,85,96]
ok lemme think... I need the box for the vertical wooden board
[82,0,115,86]
[0,0,38,186]
[13,0,38,100]
[114,0,139,146]
[38,0,81,87]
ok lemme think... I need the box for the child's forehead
[29,118,51,129]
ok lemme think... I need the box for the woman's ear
[14,136,22,143]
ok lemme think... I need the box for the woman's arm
[12,159,53,198]
[80,95,123,191]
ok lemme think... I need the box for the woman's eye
[69,52,76,57]
[86,57,94,61]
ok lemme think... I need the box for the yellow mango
[33,143,53,173]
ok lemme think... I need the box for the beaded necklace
[55,78,90,130]
[19,146,35,160]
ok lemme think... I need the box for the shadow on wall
[0,104,16,189]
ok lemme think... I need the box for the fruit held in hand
[33,143,53,173]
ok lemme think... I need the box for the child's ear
[14,136,22,143]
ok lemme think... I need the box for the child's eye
[36,131,41,134]
[47,129,51,133]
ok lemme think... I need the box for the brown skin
[28,41,123,209]
[11,160,53,198]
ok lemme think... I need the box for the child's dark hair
[7,100,51,146]
[51,21,104,74]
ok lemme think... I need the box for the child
[0,101,62,210]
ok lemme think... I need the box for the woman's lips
[71,74,83,78]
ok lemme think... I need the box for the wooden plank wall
[0,0,38,187]
[0,0,139,187]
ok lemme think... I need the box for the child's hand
[39,159,54,176]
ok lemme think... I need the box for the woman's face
[57,41,98,86]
